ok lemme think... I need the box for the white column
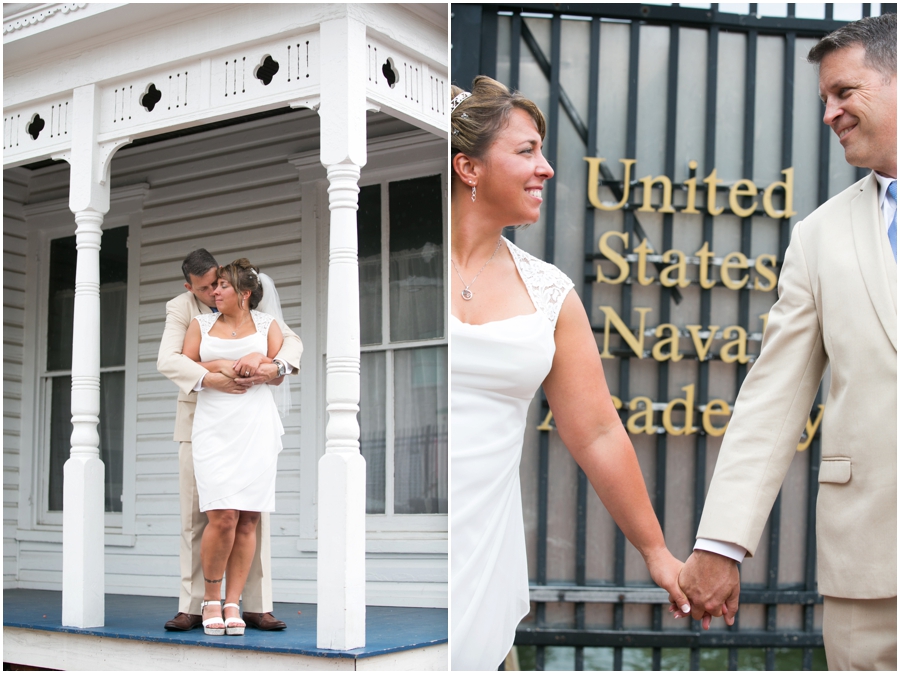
[316,13,368,651]
[62,84,111,628]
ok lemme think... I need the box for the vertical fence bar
[574,15,601,674]
[506,9,523,245]
[692,13,719,670]
[480,6,498,79]
[544,13,562,263]
[651,17,681,673]
[610,17,642,672]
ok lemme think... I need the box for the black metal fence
[452,3,896,671]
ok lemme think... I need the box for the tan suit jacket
[156,290,303,442]
[698,173,897,599]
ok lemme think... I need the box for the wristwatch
[275,360,287,377]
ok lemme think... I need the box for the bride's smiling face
[477,108,554,226]
[213,278,249,313]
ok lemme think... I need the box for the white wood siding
[3,168,29,588]
[6,110,446,607]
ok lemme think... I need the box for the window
[357,174,448,516]
[42,226,128,517]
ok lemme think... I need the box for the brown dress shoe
[242,611,287,630]
[164,612,203,631]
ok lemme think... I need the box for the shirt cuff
[192,373,206,392]
[694,538,747,563]
[273,358,293,375]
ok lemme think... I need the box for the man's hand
[233,352,272,378]
[678,549,740,628]
[235,362,279,387]
[203,372,251,394]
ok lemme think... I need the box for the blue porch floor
[3,589,447,660]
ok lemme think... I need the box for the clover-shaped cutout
[255,55,279,86]
[381,57,399,89]
[141,84,162,112]
[27,113,45,140]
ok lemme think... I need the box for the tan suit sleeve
[697,224,828,556]
[157,293,210,396]
[273,318,302,372]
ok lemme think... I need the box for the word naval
[585,157,796,219]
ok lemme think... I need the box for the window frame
[295,132,447,554]
[18,186,146,546]
[358,161,448,532]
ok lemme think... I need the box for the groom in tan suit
[679,14,897,670]
[157,248,303,631]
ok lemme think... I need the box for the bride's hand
[644,547,691,618]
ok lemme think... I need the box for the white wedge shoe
[223,602,246,636]
[201,600,225,636]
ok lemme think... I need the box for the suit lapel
[851,173,897,351]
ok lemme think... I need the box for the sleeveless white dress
[450,238,574,671]
[192,310,284,512]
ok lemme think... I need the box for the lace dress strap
[505,237,574,326]
[251,310,274,336]
[195,312,220,335]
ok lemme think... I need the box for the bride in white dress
[450,77,691,670]
[182,258,285,636]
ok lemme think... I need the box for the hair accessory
[450,91,471,112]
[460,112,469,119]
[453,128,459,136]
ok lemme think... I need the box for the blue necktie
[888,180,897,262]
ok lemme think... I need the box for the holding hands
[669,550,740,629]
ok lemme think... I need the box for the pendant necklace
[451,237,502,301]
[226,313,249,336]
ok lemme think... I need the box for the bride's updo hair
[218,258,264,310]
[451,76,546,163]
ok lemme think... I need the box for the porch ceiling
[3,3,448,170]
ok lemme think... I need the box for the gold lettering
[702,399,731,436]
[627,396,658,435]
[585,158,636,211]
[662,384,697,436]
[652,323,683,362]
[638,175,676,213]
[659,249,690,288]
[683,160,700,214]
[797,405,825,451]
[537,410,554,431]
[728,179,759,218]
[634,238,655,286]
[762,167,797,219]
[721,251,749,290]
[753,254,778,291]
[687,325,720,361]
[695,242,716,289]
[599,306,652,359]
[611,395,623,409]
[759,312,769,335]
[703,168,725,216]
[720,326,749,364]
[597,231,630,284]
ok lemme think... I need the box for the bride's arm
[182,321,238,378]
[265,320,285,386]
[542,292,690,613]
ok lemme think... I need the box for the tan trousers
[178,441,273,614]
[823,596,897,670]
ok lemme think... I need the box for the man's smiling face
[818,44,897,177]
